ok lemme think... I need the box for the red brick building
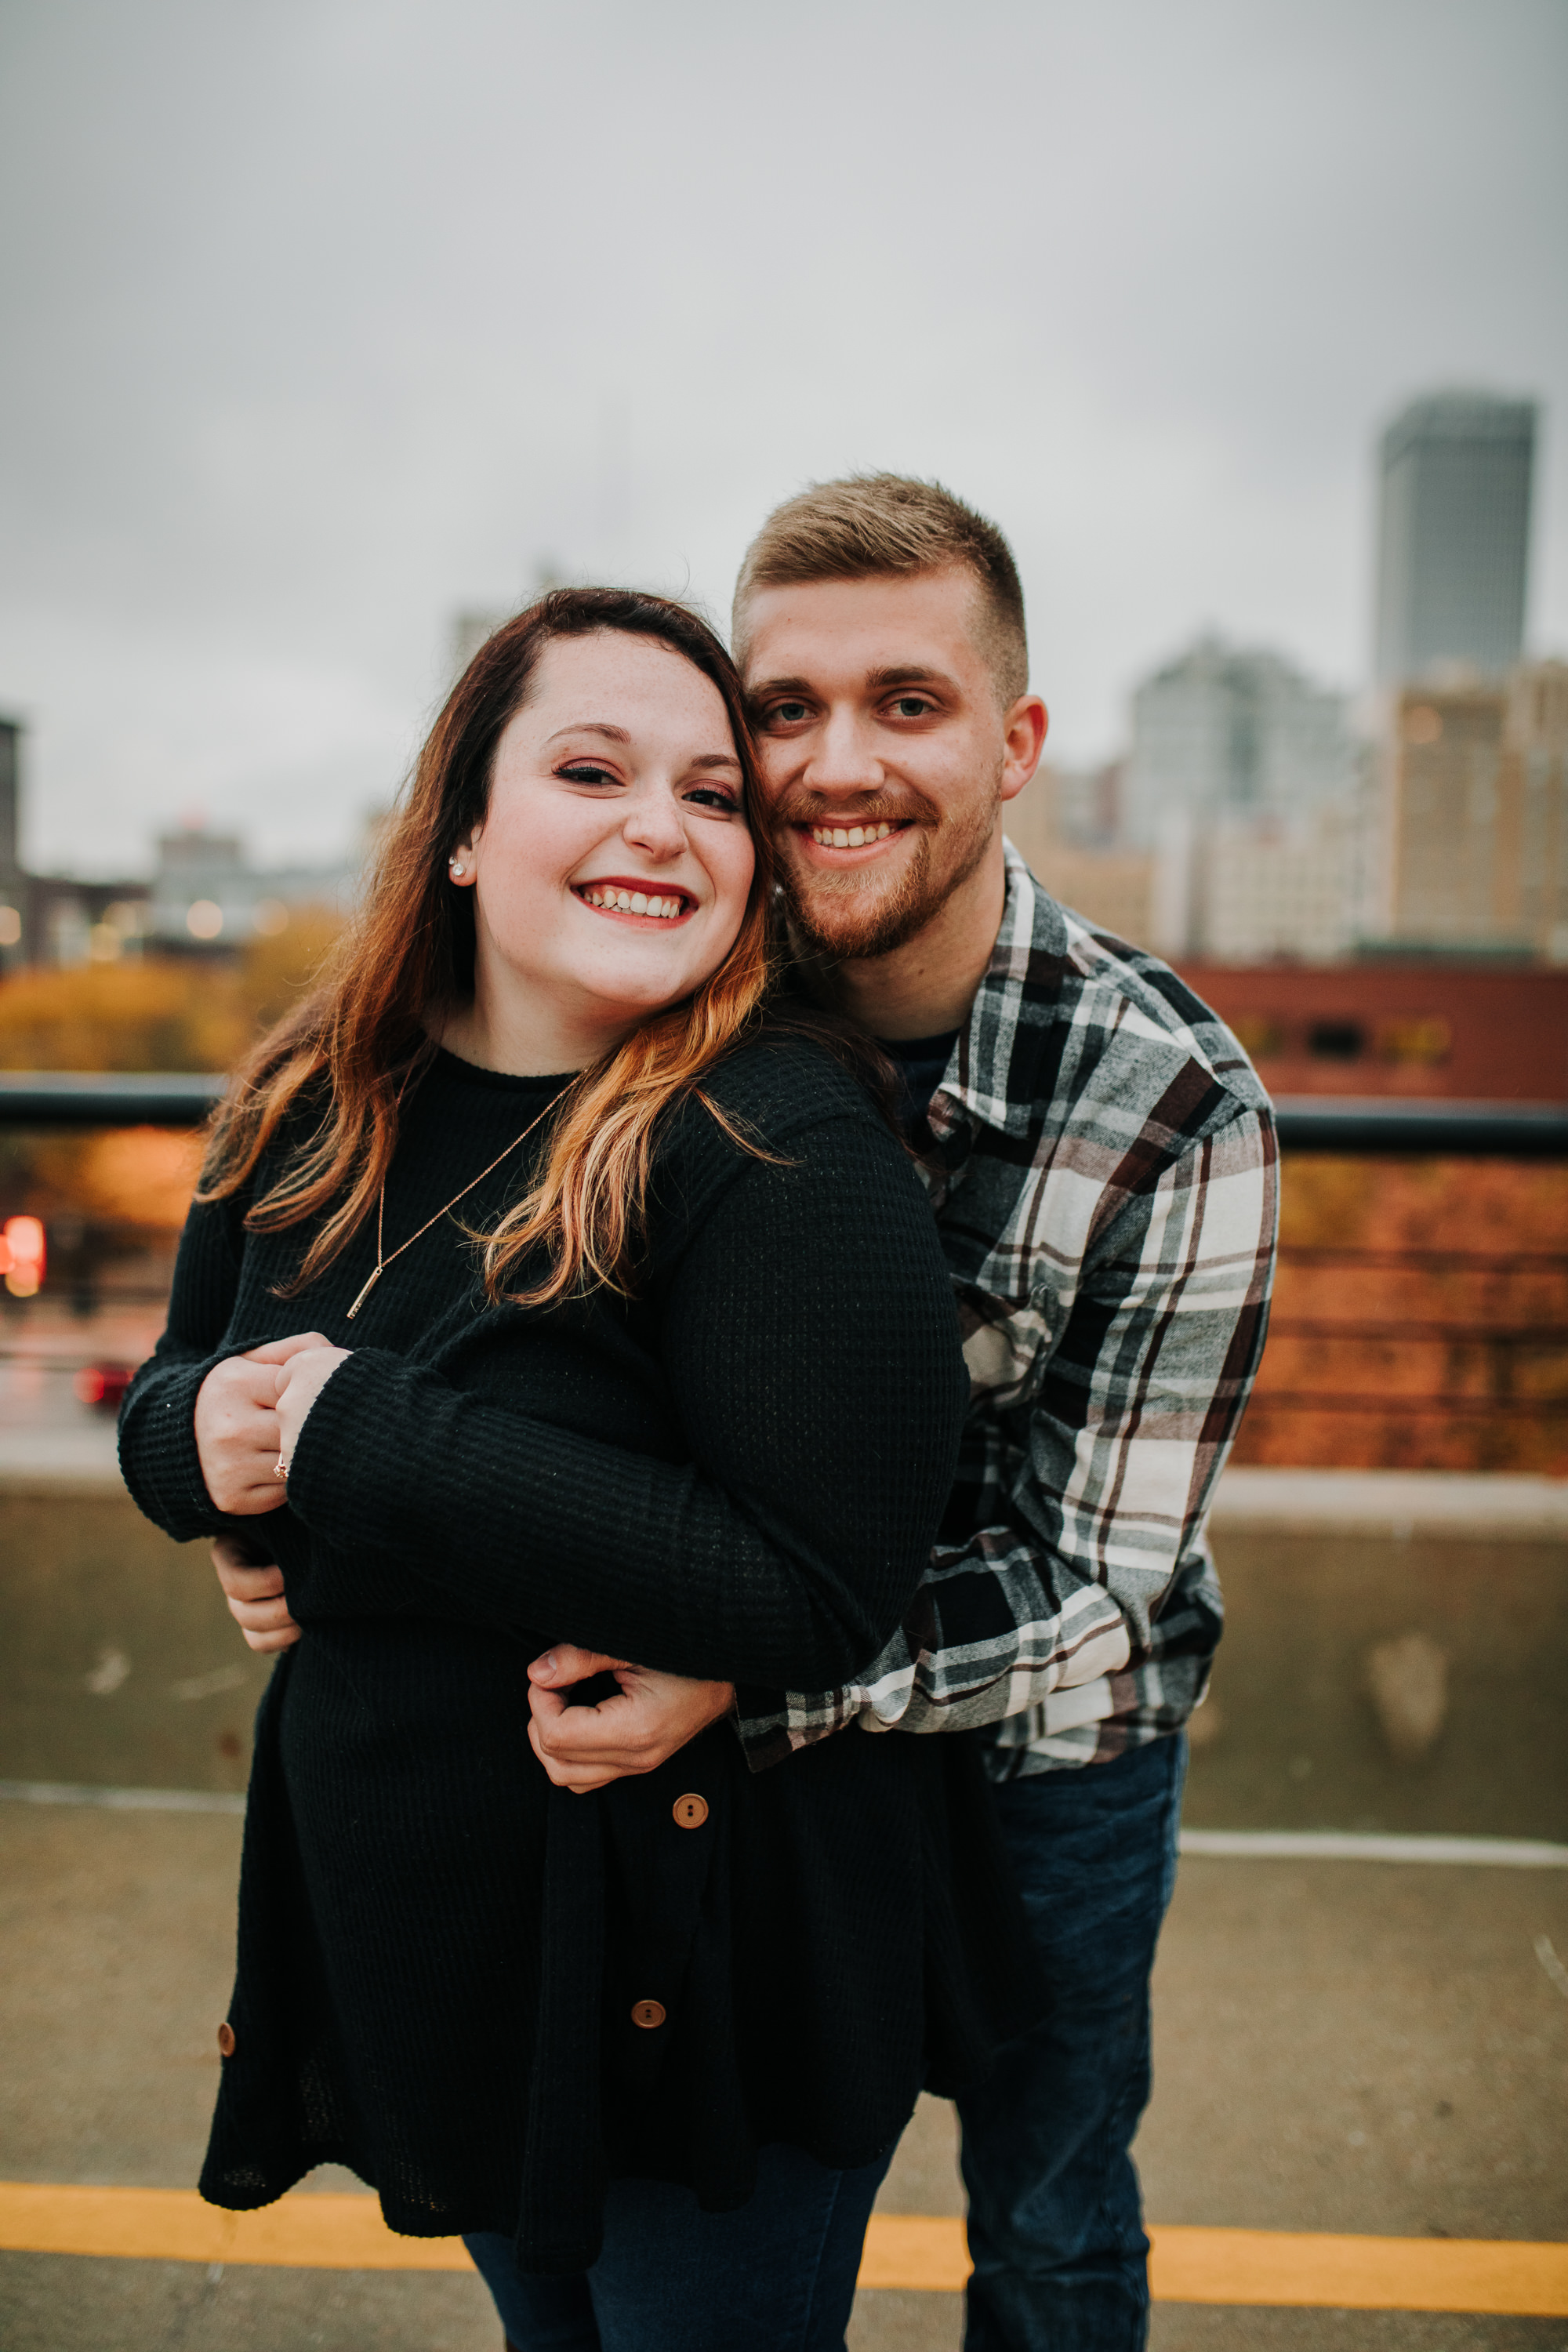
[1177,961,1568,1101]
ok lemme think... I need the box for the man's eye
[558,763,619,786]
[767,701,810,727]
[890,696,931,720]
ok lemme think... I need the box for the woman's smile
[572,875,696,924]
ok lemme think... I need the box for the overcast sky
[2,0,1564,875]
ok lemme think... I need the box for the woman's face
[454,631,757,1058]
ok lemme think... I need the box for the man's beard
[775,779,1000,963]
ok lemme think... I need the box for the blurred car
[73,1363,134,1414]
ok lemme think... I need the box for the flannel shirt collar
[925,841,1065,1160]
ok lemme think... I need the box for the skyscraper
[1374,391,1536,683]
[1123,636,1354,844]
[1122,637,1358,958]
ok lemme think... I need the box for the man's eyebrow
[542,721,633,747]
[747,666,960,702]
[865,665,959,692]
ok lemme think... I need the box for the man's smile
[787,817,916,862]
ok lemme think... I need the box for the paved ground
[1,1802,1563,2349]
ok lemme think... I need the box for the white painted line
[0,1780,245,1814]
[1181,1829,1568,1867]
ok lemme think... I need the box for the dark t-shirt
[878,1029,961,1146]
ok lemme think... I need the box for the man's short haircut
[733,472,1029,706]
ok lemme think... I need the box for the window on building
[1307,1019,1365,1061]
[1379,1017,1451,1066]
[1230,1016,1286,1060]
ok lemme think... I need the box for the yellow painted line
[1147,2227,1568,2315]
[0,2185,1564,2314]
[858,2214,967,2292]
[0,2185,454,2271]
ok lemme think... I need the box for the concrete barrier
[2,1437,1564,1837]
[1192,1475,1567,1840]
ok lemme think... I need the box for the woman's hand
[245,1335,353,1477]
[193,1350,299,1515]
[527,1646,736,1795]
[212,1534,302,1653]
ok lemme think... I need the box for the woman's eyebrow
[543,721,633,747]
[689,752,742,772]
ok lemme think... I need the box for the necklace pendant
[346,1265,383,1321]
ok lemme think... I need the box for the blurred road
[1,1801,1563,2350]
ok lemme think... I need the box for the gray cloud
[1,0,1563,871]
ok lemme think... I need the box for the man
[536,477,1277,2350]
[223,477,1277,2349]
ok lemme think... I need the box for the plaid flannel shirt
[735,842,1278,1778]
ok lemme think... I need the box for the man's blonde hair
[732,473,1029,705]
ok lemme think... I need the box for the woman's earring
[450,861,466,877]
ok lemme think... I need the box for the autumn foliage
[0,915,342,1238]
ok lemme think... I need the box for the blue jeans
[956,1732,1187,2352]
[464,2139,895,2351]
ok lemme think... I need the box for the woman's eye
[685,786,739,812]
[558,762,619,787]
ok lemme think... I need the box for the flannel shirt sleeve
[732,1101,1277,1769]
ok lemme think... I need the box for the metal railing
[1,1072,1566,1152]
[0,1073,222,1126]
[2,1073,1565,1462]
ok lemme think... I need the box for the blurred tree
[0,911,343,1279]
[0,909,342,1073]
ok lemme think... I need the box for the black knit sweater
[119,1034,1042,2270]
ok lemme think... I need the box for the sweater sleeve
[282,1108,970,1691]
[117,1188,251,1542]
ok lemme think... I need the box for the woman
[119,587,1039,2351]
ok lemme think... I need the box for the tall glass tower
[1374,390,1536,682]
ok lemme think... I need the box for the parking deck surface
[1,1798,1564,2349]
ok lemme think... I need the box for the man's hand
[527,1646,735,1795]
[212,1533,302,1654]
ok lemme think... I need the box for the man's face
[740,567,1041,961]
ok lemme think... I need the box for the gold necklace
[344,1097,556,1321]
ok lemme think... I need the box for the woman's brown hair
[198,586,786,1307]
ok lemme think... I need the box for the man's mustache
[768,790,938,829]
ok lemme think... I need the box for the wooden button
[673,1792,709,1829]
[630,1999,666,2031]
[217,2022,235,2057]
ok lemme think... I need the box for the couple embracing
[121,474,1276,2351]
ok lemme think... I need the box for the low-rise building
[1177,959,1568,1099]
[1004,764,1155,947]
[1374,661,1568,957]
[143,825,356,954]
